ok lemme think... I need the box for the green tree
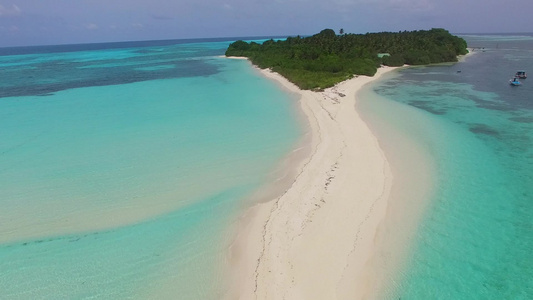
[225,28,468,90]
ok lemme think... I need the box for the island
[226,28,468,90]
[224,29,470,300]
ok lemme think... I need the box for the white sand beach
[225,65,407,299]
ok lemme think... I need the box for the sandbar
[225,64,403,299]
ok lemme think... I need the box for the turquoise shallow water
[2,34,531,299]
[0,39,300,298]
[362,34,532,299]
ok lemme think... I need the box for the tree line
[225,28,468,90]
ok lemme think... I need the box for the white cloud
[330,0,434,10]
[0,4,21,16]
[86,23,98,30]
[388,0,434,11]
[152,14,174,20]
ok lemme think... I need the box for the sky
[1,0,532,47]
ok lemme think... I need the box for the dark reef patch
[0,59,219,98]
[469,123,500,136]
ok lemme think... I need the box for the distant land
[226,28,468,90]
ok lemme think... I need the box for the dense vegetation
[226,28,468,90]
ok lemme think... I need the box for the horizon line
[2,31,532,51]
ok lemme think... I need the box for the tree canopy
[225,28,468,90]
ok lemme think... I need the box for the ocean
[1,34,531,299]
[0,38,301,298]
[359,34,532,299]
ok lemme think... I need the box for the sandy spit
[224,64,400,300]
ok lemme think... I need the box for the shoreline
[225,64,402,299]
[354,78,438,299]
